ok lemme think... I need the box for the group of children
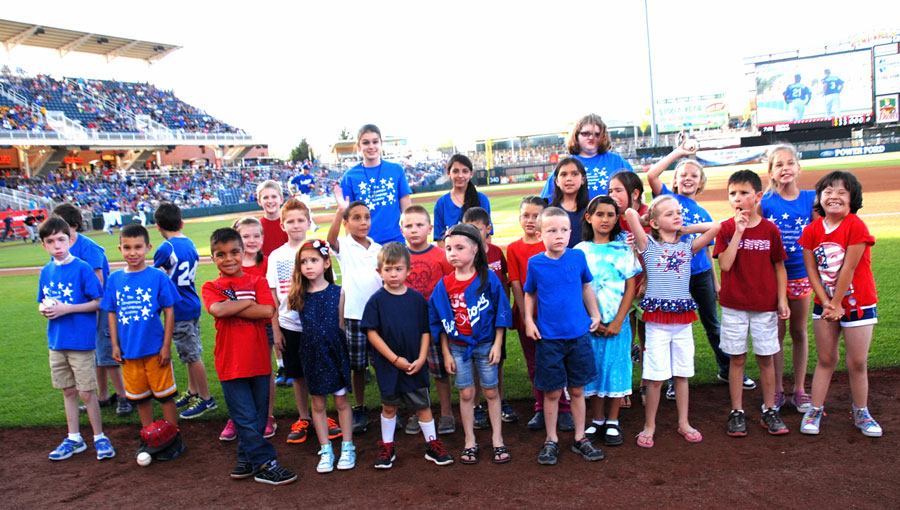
[37,122,881,483]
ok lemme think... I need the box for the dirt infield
[2,369,897,509]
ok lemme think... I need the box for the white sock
[592,419,606,426]
[276,359,284,369]
[420,419,436,442]
[381,414,396,444]
[68,432,83,442]
[93,433,107,442]
[606,421,620,436]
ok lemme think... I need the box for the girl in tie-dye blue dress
[575,196,642,445]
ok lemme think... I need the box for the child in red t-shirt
[257,180,288,257]
[400,205,455,435]
[713,170,790,438]
[799,171,881,438]
[463,207,516,425]
[202,227,296,485]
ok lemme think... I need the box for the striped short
[344,318,369,371]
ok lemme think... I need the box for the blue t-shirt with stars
[340,160,411,244]
[761,189,816,280]
[540,153,633,200]
[657,184,714,275]
[38,258,103,351]
[100,267,178,359]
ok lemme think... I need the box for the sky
[2,1,898,157]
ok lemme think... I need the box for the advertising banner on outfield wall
[817,143,900,158]
[694,146,776,167]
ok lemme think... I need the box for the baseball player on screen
[822,69,844,117]
[783,74,812,121]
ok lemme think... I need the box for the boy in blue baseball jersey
[102,224,180,438]
[39,218,116,461]
[153,202,216,420]
[524,207,604,465]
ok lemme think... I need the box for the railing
[0,127,254,144]
[0,82,28,107]
[0,187,56,211]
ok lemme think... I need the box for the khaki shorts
[719,307,780,356]
[49,349,97,391]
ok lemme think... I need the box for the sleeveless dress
[298,284,352,396]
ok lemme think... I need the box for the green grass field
[2,159,898,428]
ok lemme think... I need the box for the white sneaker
[316,444,334,473]
[801,406,823,435]
[336,442,356,470]
[853,406,883,437]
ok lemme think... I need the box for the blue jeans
[220,375,276,469]
[689,269,730,376]
[449,342,499,390]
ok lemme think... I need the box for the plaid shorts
[344,318,369,371]
[426,342,449,380]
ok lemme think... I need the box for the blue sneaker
[49,438,87,461]
[174,391,198,408]
[337,442,356,470]
[179,396,217,419]
[95,437,116,460]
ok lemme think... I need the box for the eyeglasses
[579,131,601,138]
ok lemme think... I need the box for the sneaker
[274,367,288,387]
[405,415,421,435]
[726,410,748,437]
[604,424,624,447]
[527,411,545,431]
[317,444,335,473]
[801,407,824,435]
[716,372,730,384]
[773,391,786,412]
[220,419,237,441]
[571,437,604,461]
[501,400,519,423]
[175,391,199,408]
[438,415,456,435]
[49,438,87,461]
[352,406,368,434]
[791,391,812,413]
[473,404,489,429]
[180,396,217,419]
[537,440,560,465]
[375,441,396,469]
[116,399,134,416]
[853,406,883,438]
[760,408,790,435]
[98,393,118,407]
[742,375,757,390]
[95,437,116,460]
[337,442,356,470]
[231,460,255,480]
[254,460,297,485]
[286,418,310,444]
[665,381,676,401]
[558,411,575,432]
[425,439,454,466]
[264,416,277,439]
[327,417,342,439]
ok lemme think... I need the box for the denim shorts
[534,333,597,391]
[448,342,499,390]
[94,312,117,367]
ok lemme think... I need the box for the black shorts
[280,327,304,379]
[381,387,431,410]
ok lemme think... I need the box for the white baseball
[136,452,152,467]
[683,139,699,152]
[39,297,59,311]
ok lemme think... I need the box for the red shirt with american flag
[202,274,275,381]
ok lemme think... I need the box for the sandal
[620,395,632,409]
[492,445,511,464]
[677,427,703,443]
[460,445,479,465]
[636,431,654,448]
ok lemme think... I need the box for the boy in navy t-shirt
[101,224,180,441]
[38,218,116,461]
[153,203,216,419]
[361,242,453,469]
[523,207,604,465]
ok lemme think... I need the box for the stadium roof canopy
[0,18,181,63]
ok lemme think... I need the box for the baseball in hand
[136,452,152,467]
[39,297,59,312]
[683,139,699,152]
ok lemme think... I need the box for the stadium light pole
[644,0,659,147]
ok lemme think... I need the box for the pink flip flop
[636,431,654,448]
[677,428,703,443]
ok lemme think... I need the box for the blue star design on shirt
[661,250,687,273]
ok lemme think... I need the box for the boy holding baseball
[38,217,115,461]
